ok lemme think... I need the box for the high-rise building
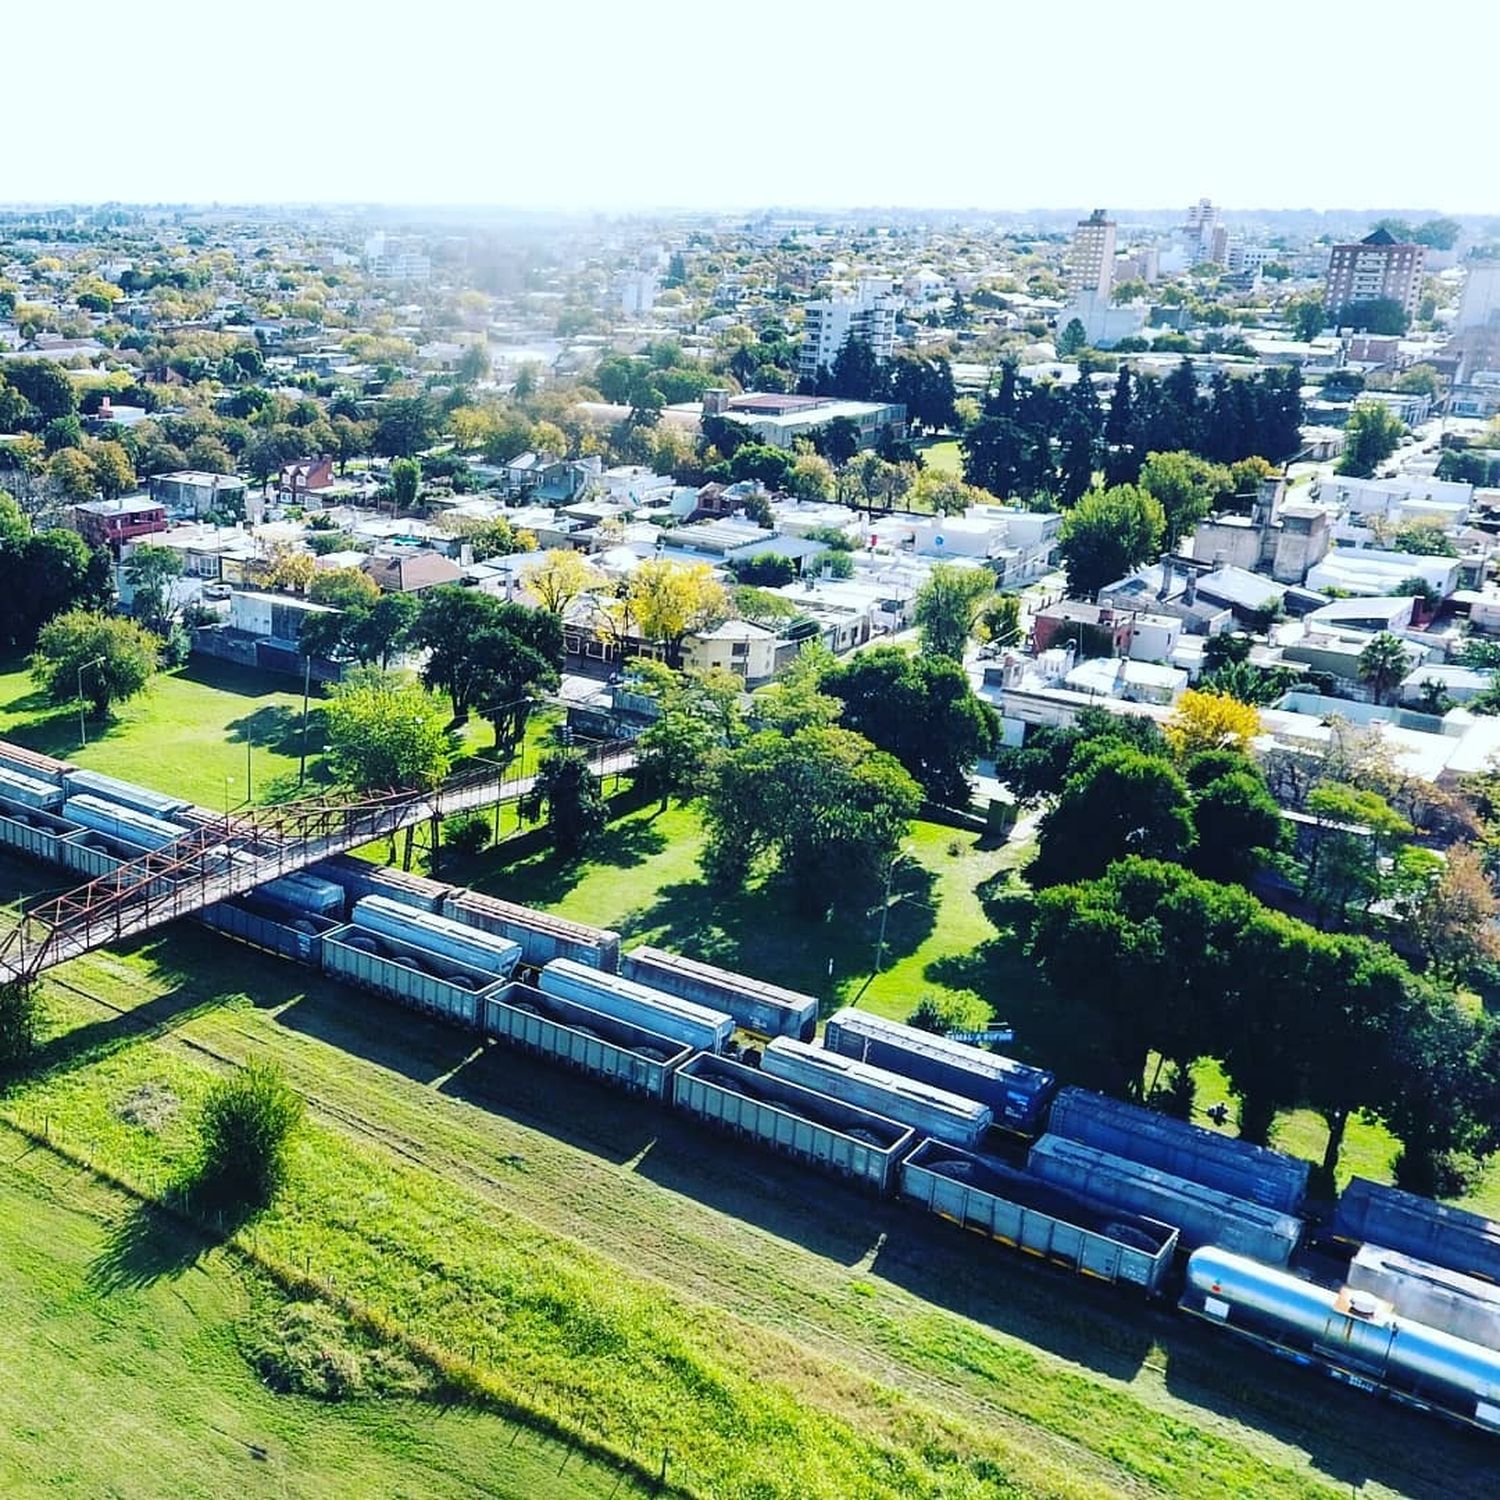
[1325,229,1425,323]
[1067,210,1116,298]
[798,278,900,383]
[1456,260,1500,334]
[1184,197,1221,262]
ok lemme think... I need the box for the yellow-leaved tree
[1165,688,1261,757]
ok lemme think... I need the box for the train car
[255,872,346,919]
[1027,1135,1302,1265]
[0,799,81,864]
[621,945,817,1040]
[822,1008,1055,1133]
[61,794,188,852]
[62,768,189,820]
[1346,1244,1500,1351]
[320,924,503,1027]
[900,1140,1179,1295]
[350,895,523,980]
[761,1037,992,1151]
[673,1052,914,1191]
[1045,1087,1309,1213]
[56,829,179,900]
[1181,1246,1500,1434]
[538,958,734,1055]
[311,854,451,913]
[482,981,690,1099]
[0,740,73,785]
[1332,1178,1500,1285]
[442,890,621,974]
[199,896,337,965]
[0,766,64,812]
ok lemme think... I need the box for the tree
[372,397,436,458]
[1057,484,1165,598]
[520,749,608,855]
[811,416,861,466]
[1336,297,1409,336]
[31,610,159,716]
[632,662,742,811]
[345,591,421,669]
[4,359,76,423]
[47,446,97,502]
[307,567,380,610]
[701,725,921,913]
[1358,631,1410,705]
[1165,688,1261,757]
[976,592,1022,647]
[1337,403,1406,478]
[0,527,113,649]
[1283,294,1327,342]
[787,448,836,502]
[1301,782,1413,929]
[626,559,728,667]
[1030,745,1196,888]
[1190,770,1284,884]
[913,563,995,661]
[1407,844,1500,983]
[522,549,604,615]
[824,646,998,807]
[323,671,455,791]
[88,440,136,501]
[193,1061,304,1209]
[123,543,184,632]
[390,456,421,511]
[1056,318,1087,358]
[1137,450,1231,546]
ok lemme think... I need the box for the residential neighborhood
[1,7,1498,1498]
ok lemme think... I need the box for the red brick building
[74,497,168,551]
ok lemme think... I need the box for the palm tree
[1357,631,1409,706]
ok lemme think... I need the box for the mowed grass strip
[0,1123,631,1500]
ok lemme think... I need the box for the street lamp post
[76,655,106,749]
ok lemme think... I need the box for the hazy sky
[14,0,1495,214]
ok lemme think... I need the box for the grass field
[4,903,1489,1498]
[0,654,561,814]
[918,438,964,477]
[0,1121,627,1498]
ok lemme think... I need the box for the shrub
[194,1061,304,1208]
[0,980,43,1073]
[445,812,490,857]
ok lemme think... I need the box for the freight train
[0,753,1495,1439]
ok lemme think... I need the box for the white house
[680,620,779,682]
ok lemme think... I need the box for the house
[278,455,335,501]
[504,452,600,502]
[149,470,248,519]
[1064,656,1188,706]
[364,551,464,594]
[680,620,779,682]
[73,496,166,550]
[193,588,343,681]
[1304,548,1460,599]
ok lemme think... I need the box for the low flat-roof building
[149,470,248,518]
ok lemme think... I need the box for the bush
[249,1300,428,1401]
[906,991,991,1035]
[0,980,43,1073]
[445,811,490,857]
[194,1061,304,1208]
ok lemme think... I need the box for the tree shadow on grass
[89,1197,217,1293]
[225,703,327,756]
[924,877,1124,1090]
[617,864,939,1013]
[469,817,673,909]
[174,658,298,701]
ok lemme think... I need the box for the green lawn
[4,912,1480,1499]
[918,438,964,477]
[0,1122,626,1499]
[0,655,562,814]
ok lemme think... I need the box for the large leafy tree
[631,661,744,811]
[824,646,999,807]
[30,610,160,716]
[625,559,728,668]
[324,671,455,792]
[1056,484,1165,598]
[1030,744,1196,888]
[1137,450,1232,546]
[912,562,995,661]
[701,725,920,914]
[522,549,604,614]
[1337,403,1406,478]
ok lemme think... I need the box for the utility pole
[872,846,906,977]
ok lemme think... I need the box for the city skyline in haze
[11,0,1497,216]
